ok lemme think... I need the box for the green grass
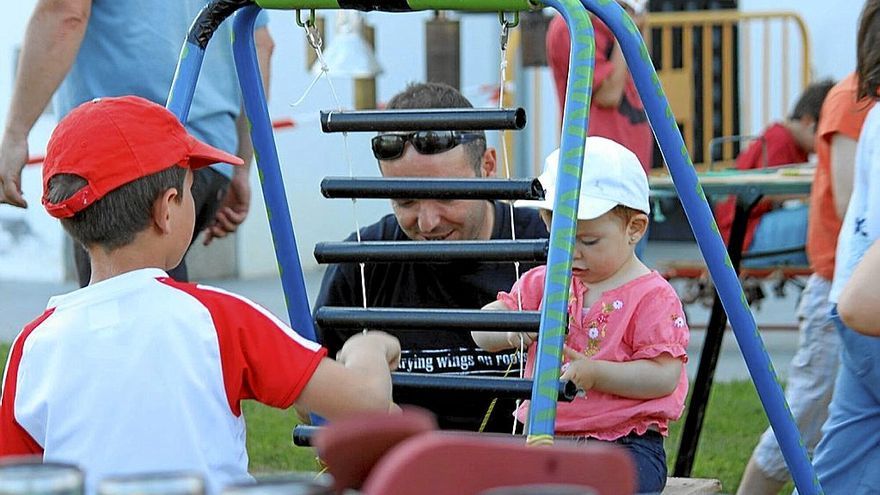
[0,342,789,492]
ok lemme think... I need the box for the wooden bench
[663,477,723,494]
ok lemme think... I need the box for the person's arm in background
[837,239,880,336]
[203,24,275,245]
[0,0,92,207]
[592,12,646,108]
[830,133,859,217]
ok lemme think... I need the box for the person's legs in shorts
[737,274,839,494]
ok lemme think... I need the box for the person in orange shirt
[736,73,874,495]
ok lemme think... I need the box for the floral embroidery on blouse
[580,299,623,357]
[671,314,686,328]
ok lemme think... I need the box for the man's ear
[151,187,180,235]
[627,213,649,244]
[480,147,498,178]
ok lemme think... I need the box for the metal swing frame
[166,1,822,492]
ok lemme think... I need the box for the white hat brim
[516,195,619,221]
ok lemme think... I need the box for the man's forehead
[380,146,473,173]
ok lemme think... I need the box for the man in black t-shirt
[314,83,548,432]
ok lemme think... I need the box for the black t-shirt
[314,202,548,432]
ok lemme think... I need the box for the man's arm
[202,25,275,245]
[592,42,629,109]
[830,133,858,218]
[0,0,92,207]
[592,13,646,109]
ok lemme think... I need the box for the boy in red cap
[0,96,400,494]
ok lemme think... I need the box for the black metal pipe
[291,377,577,447]
[321,177,544,200]
[292,425,319,447]
[188,0,253,49]
[741,245,806,260]
[320,108,527,133]
[392,373,578,402]
[315,307,540,332]
[314,240,548,263]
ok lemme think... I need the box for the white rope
[498,17,527,436]
[301,20,369,317]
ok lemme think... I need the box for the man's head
[375,82,498,241]
[42,96,242,264]
[787,79,835,153]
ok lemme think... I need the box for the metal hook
[295,9,317,29]
[498,11,520,29]
[498,11,519,52]
[306,23,323,52]
[295,10,322,52]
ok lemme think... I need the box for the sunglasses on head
[371,131,484,161]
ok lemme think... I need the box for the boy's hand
[506,331,538,349]
[338,331,401,370]
[560,346,598,391]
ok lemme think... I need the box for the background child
[472,137,689,494]
[713,80,834,267]
[0,96,400,495]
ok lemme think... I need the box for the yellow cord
[313,457,328,479]
[478,355,519,433]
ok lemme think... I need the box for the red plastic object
[313,408,437,492]
[362,432,635,495]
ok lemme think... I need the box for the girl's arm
[561,347,681,399]
[837,239,880,336]
[471,300,537,352]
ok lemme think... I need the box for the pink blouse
[498,267,689,441]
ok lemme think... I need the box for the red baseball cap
[42,95,244,219]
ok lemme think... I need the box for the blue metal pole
[525,0,593,441]
[166,44,204,129]
[232,6,317,341]
[579,1,820,493]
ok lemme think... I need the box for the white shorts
[753,274,840,482]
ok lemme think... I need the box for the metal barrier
[646,9,811,168]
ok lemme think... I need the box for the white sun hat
[519,136,650,220]
[619,0,648,14]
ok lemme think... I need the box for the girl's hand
[506,332,538,349]
[560,346,598,391]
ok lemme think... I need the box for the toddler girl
[473,137,689,494]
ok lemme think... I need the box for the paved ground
[0,241,801,382]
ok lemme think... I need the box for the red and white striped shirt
[0,268,326,494]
